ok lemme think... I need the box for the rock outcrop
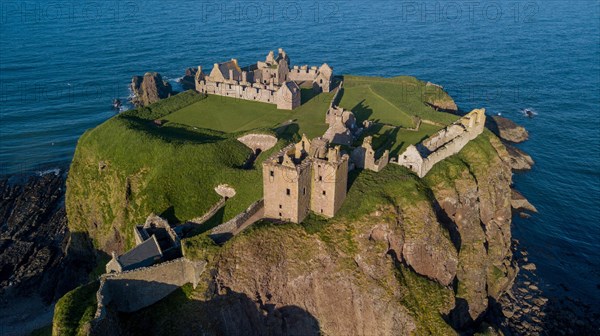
[425,82,459,112]
[180,67,198,91]
[504,142,535,171]
[0,173,94,302]
[511,189,538,214]
[130,72,173,107]
[0,173,95,335]
[488,116,529,143]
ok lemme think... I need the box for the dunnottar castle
[93,49,488,331]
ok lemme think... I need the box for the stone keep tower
[262,145,312,223]
[262,136,349,223]
[307,138,348,217]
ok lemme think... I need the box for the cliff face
[65,116,516,334]
[424,133,516,328]
[105,131,515,335]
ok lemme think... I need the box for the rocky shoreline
[486,116,599,335]
[0,171,96,335]
[489,239,599,335]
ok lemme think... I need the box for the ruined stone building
[262,135,349,223]
[106,214,181,273]
[351,136,390,172]
[195,48,333,110]
[395,108,486,177]
[323,105,359,145]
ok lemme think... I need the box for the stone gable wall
[93,258,206,325]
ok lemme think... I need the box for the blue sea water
[1,0,599,307]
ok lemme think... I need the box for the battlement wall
[288,65,319,81]
[197,79,278,104]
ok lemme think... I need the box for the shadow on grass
[181,207,226,238]
[301,88,319,104]
[120,115,225,144]
[275,122,300,142]
[160,206,181,225]
[347,168,363,191]
[119,285,321,335]
[351,99,373,123]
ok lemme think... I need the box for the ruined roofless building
[262,135,349,223]
[194,48,333,110]
[396,108,486,177]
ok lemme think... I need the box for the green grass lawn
[164,95,289,133]
[162,89,333,140]
[339,76,458,127]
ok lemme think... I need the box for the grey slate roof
[118,235,162,271]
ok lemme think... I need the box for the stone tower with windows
[262,135,349,223]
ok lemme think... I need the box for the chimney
[229,69,234,80]
[242,71,247,83]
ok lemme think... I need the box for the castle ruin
[351,136,390,172]
[195,48,333,110]
[106,214,181,273]
[395,108,486,177]
[262,135,349,223]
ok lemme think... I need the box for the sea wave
[36,168,61,177]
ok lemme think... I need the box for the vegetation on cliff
[52,281,99,336]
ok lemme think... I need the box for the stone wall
[351,136,390,172]
[187,197,227,225]
[329,81,344,108]
[310,156,349,217]
[196,79,299,110]
[93,258,206,323]
[209,200,265,244]
[396,109,486,177]
[263,150,313,223]
[288,65,319,82]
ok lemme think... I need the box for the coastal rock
[425,82,459,112]
[180,67,198,91]
[488,116,529,143]
[504,143,535,171]
[0,173,96,335]
[0,173,95,302]
[511,190,538,213]
[130,72,173,107]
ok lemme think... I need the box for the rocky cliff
[90,131,518,335]
[0,173,96,335]
[130,72,173,107]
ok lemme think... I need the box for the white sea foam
[36,168,61,176]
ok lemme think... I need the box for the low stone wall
[210,200,264,244]
[94,258,206,323]
[187,197,226,225]
[329,81,344,109]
